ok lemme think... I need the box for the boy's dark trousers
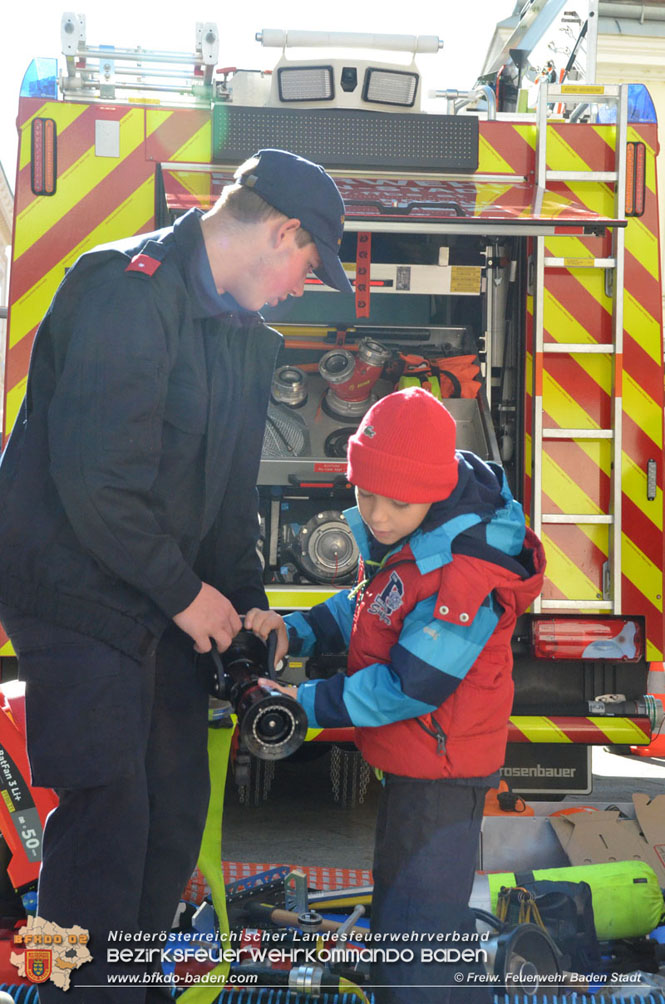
[0,604,211,1003]
[370,774,492,1004]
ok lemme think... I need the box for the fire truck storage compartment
[257,226,510,590]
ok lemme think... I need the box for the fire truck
[1,14,663,812]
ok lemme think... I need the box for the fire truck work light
[277,66,334,102]
[362,68,418,107]
[532,617,643,661]
[31,117,57,196]
[625,141,646,217]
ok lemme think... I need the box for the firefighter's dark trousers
[370,774,492,1004]
[0,604,210,1003]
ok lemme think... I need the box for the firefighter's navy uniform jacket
[0,208,281,659]
[0,208,281,1001]
[285,454,545,1004]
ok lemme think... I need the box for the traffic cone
[630,662,665,757]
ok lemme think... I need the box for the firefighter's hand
[173,582,242,654]
[244,608,289,666]
[257,678,298,701]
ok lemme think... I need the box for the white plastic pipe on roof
[256,29,442,53]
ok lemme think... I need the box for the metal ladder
[531,83,629,614]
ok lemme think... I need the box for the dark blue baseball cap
[235,148,353,294]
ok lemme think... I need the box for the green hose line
[178,721,234,1003]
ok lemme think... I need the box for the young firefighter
[0,148,352,1002]
[248,386,545,1003]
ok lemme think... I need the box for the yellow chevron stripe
[622,452,662,531]
[145,110,211,164]
[18,102,88,172]
[624,371,663,448]
[647,639,664,662]
[11,114,212,352]
[5,381,26,439]
[540,530,605,600]
[533,389,663,613]
[540,521,664,615]
[5,177,154,432]
[591,123,616,149]
[587,717,649,743]
[512,124,536,150]
[544,233,603,259]
[10,174,154,349]
[167,170,213,207]
[623,533,663,613]
[542,368,601,430]
[540,366,662,526]
[14,109,146,259]
[477,134,516,175]
[474,183,514,215]
[625,216,660,282]
[538,289,662,438]
[175,122,210,163]
[627,124,657,168]
[0,641,15,657]
[543,448,606,516]
[543,439,662,537]
[543,235,660,365]
[510,716,573,743]
[547,129,594,173]
[543,287,604,346]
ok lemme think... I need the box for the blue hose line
[170,985,665,1003]
[0,985,40,1003]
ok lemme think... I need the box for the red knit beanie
[347,388,459,503]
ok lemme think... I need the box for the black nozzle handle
[266,629,278,681]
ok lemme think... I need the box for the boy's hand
[257,678,298,701]
[244,607,289,666]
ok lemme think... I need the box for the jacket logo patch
[368,570,404,625]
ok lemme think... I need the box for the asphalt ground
[220,747,665,872]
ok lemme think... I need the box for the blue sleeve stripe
[323,589,355,645]
[390,642,466,705]
[309,601,348,652]
[297,679,322,727]
[397,604,500,679]
[338,663,435,727]
[312,673,354,728]
[284,611,318,656]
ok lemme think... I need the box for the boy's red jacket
[347,527,545,778]
[289,454,546,780]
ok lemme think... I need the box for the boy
[247,386,545,1002]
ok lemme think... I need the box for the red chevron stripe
[11,142,154,304]
[478,122,534,175]
[145,107,209,163]
[5,333,34,398]
[543,438,611,513]
[549,122,617,173]
[15,102,129,216]
[539,521,607,595]
[508,717,651,744]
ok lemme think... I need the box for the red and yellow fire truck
[1,16,663,812]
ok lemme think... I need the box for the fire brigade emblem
[25,949,52,983]
[11,916,92,990]
[368,571,404,625]
[363,425,376,438]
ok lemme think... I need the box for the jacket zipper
[415,716,447,755]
